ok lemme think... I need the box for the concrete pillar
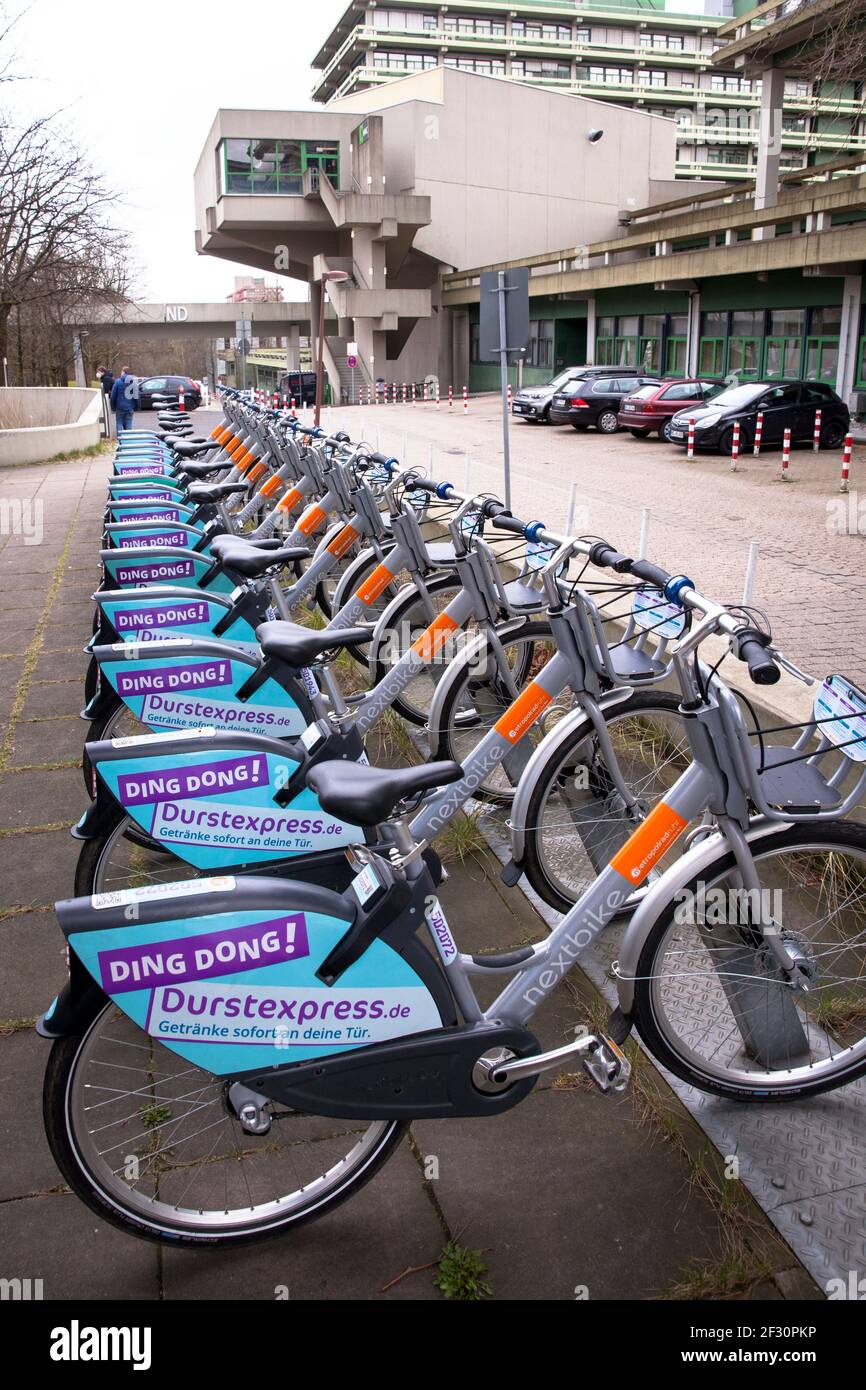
[284,325,300,371]
[836,273,863,405]
[754,65,785,232]
[686,290,701,378]
[72,334,87,387]
[585,295,597,364]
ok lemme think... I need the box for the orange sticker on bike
[259,475,283,499]
[356,562,395,605]
[328,524,360,559]
[246,461,267,485]
[297,505,327,536]
[609,802,688,885]
[411,612,459,663]
[276,486,303,514]
[493,681,552,744]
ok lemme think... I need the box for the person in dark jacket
[109,368,138,434]
[97,366,115,396]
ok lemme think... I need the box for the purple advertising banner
[113,600,210,631]
[117,753,270,807]
[115,560,196,584]
[115,660,233,697]
[117,531,187,549]
[113,510,182,524]
[98,913,310,993]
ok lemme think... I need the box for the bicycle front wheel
[519,691,690,911]
[44,1004,406,1246]
[631,821,866,1100]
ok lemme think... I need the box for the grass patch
[435,1241,492,1301]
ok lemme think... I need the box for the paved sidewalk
[0,447,822,1301]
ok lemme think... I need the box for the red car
[617,379,719,442]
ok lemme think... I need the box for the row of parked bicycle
[33,386,866,1248]
[511,364,851,453]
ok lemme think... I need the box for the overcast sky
[6,0,349,302]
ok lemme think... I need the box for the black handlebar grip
[482,499,509,519]
[588,542,633,573]
[491,511,528,536]
[369,451,393,467]
[736,632,780,685]
[403,473,438,493]
[628,558,672,590]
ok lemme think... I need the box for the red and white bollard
[507,383,512,414]
[435,381,440,410]
[402,382,407,405]
[411,381,416,407]
[841,433,852,493]
[780,427,792,481]
[753,411,763,456]
[686,417,695,460]
[448,384,453,411]
[813,408,822,452]
[178,385,185,412]
[730,419,740,472]
[463,385,468,414]
[290,397,295,413]
[391,383,396,405]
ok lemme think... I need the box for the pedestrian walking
[109,367,138,434]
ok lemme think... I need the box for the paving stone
[0,767,84,831]
[413,1085,725,1301]
[9,715,87,769]
[162,1135,443,1301]
[0,1192,160,1299]
[18,679,82,721]
[0,1029,66,1200]
[0,828,80,911]
[0,909,68,1018]
[32,648,90,683]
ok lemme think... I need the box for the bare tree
[0,107,131,381]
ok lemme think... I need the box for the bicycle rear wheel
[44,1004,406,1247]
[631,821,866,1100]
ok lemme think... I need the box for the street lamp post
[315,270,349,426]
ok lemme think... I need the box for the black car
[278,371,318,406]
[512,365,632,424]
[667,379,849,453]
[549,374,662,433]
[136,375,202,410]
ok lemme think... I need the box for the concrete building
[193,66,713,396]
[186,0,864,407]
[311,0,866,185]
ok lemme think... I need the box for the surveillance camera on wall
[587,128,604,143]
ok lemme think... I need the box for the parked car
[278,371,318,406]
[136,375,202,410]
[667,379,849,454]
[512,365,633,424]
[618,379,720,441]
[549,374,662,433]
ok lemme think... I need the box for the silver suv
[511,365,632,424]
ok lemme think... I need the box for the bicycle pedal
[582,1036,631,1094]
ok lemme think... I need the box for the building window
[710,73,752,94]
[374,50,437,71]
[445,14,507,37]
[511,20,570,42]
[706,147,751,166]
[528,319,554,369]
[646,70,667,89]
[595,315,615,364]
[764,308,806,378]
[578,64,633,86]
[445,56,506,75]
[373,9,438,31]
[805,306,842,383]
[698,311,727,377]
[220,138,338,195]
[650,33,684,52]
[514,59,571,80]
